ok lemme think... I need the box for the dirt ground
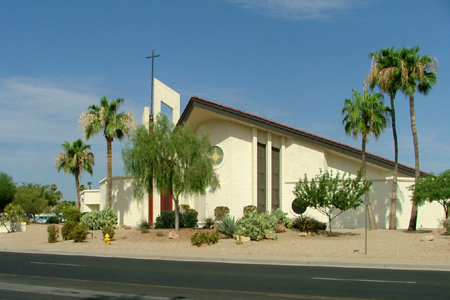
[0,224,449,262]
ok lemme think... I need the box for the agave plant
[217,215,237,238]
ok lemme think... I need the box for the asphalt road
[0,252,448,300]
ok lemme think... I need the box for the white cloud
[228,0,365,20]
[0,77,103,144]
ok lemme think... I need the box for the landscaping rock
[420,235,435,242]
[274,224,286,233]
[299,232,308,237]
[168,231,179,239]
[234,235,250,242]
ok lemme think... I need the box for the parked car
[35,215,49,224]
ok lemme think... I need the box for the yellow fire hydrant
[104,233,111,245]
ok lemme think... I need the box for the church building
[80,80,443,229]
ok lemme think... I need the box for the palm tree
[55,139,94,210]
[79,97,135,208]
[398,46,438,230]
[342,89,390,230]
[366,47,402,229]
[87,181,92,190]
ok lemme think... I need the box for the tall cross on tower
[146,48,160,121]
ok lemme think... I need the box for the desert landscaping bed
[0,224,449,262]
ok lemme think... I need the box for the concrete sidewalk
[2,246,450,272]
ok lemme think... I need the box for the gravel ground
[1,224,449,262]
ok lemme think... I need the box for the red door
[160,192,173,211]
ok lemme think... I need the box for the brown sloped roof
[179,96,422,178]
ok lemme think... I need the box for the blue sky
[1,0,449,202]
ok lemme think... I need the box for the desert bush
[47,224,59,243]
[61,220,78,240]
[80,208,117,230]
[46,216,60,224]
[443,217,450,234]
[155,211,175,229]
[214,206,230,221]
[155,211,198,229]
[190,231,220,247]
[236,210,277,241]
[139,220,151,229]
[62,207,82,222]
[182,211,198,228]
[295,215,327,233]
[102,227,115,239]
[270,208,294,228]
[243,205,257,215]
[70,224,88,242]
[180,204,190,213]
[217,215,237,238]
[204,218,215,229]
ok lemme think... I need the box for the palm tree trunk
[362,136,377,230]
[408,94,419,231]
[389,94,399,229]
[107,138,113,209]
[75,170,81,210]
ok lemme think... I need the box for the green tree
[398,46,438,230]
[87,182,92,190]
[341,89,390,230]
[55,139,95,210]
[43,184,62,207]
[1,203,24,232]
[293,170,371,236]
[122,114,220,231]
[366,46,402,229]
[409,170,450,220]
[79,97,135,209]
[13,183,48,220]
[0,171,16,211]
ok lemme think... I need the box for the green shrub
[62,207,82,222]
[270,208,294,228]
[154,211,198,229]
[156,231,164,237]
[190,231,220,247]
[217,215,237,238]
[180,204,191,213]
[70,224,88,242]
[236,210,277,241]
[182,211,198,228]
[204,218,215,229]
[46,216,60,224]
[214,206,230,221]
[102,227,115,239]
[47,224,59,243]
[139,220,151,229]
[443,217,450,234]
[61,220,78,240]
[295,215,327,233]
[243,205,257,215]
[80,208,118,230]
[155,211,175,229]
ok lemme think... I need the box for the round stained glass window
[209,146,224,168]
[292,200,307,214]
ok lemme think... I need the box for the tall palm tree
[398,46,438,230]
[79,97,135,209]
[342,89,390,230]
[55,139,94,210]
[366,47,402,229]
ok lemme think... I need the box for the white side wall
[193,118,443,229]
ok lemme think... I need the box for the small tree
[1,203,24,232]
[122,114,220,231]
[0,171,15,211]
[293,170,371,236]
[409,170,450,220]
[13,183,48,220]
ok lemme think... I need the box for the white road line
[30,262,87,267]
[312,277,416,284]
